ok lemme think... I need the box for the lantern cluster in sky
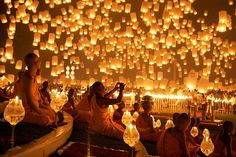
[0,0,235,89]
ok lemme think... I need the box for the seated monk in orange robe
[157,113,191,157]
[75,85,95,123]
[62,88,76,116]
[16,53,56,127]
[89,82,125,139]
[213,121,236,157]
[113,101,125,126]
[136,100,160,142]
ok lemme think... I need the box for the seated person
[75,85,94,123]
[113,101,125,126]
[136,100,160,142]
[62,88,76,116]
[39,81,51,106]
[131,102,141,114]
[213,121,236,157]
[157,113,191,157]
[16,53,56,127]
[89,82,125,139]
[173,112,180,125]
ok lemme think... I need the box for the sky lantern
[0,0,235,87]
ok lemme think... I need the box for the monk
[213,121,236,157]
[131,102,141,114]
[113,101,125,126]
[16,53,56,127]
[89,81,125,139]
[8,71,23,98]
[75,82,120,123]
[157,113,191,157]
[75,84,95,122]
[39,81,51,106]
[136,100,160,142]
[62,88,76,116]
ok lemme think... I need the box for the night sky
[0,0,235,87]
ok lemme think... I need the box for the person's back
[157,113,191,157]
[214,121,236,157]
[136,100,159,142]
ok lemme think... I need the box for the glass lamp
[165,119,175,129]
[190,126,199,137]
[122,110,132,126]
[123,123,140,157]
[4,96,25,147]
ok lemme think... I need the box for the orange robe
[136,115,159,142]
[213,137,236,157]
[75,94,92,122]
[16,74,55,127]
[63,98,75,116]
[89,96,124,139]
[157,128,182,157]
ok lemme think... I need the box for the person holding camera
[89,81,125,139]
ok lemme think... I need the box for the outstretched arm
[104,83,119,98]
[97,84,124,107]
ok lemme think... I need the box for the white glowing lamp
[155,119,162,128]
[203,128,210,138]
[190,126,199,137]
[4,96,25,125]
[200,136,214,156]
[108,105,114,117]
[123,123,140,147]
[165,119,175,129]
[122,110,132,126]
[132,111,139,121]
[50,91,67,112]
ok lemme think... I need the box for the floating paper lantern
[15,60,22,70]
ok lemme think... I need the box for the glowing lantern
[122,110,132,126]
[52,55,58,66]
[5,47,13,60]
[0,65,6,73]
[48,33,55,44]
[200,136,214,156]
[190,126,199,137]
[4,96,25,125]
[15,60,22,70]
[123,123,140,147]
[45,61,50,68]
[4,96,25,147]
[108,105,114,117]
[165,119,175,129]
[203,128,210,138]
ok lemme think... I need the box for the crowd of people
[0,53,235,157]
